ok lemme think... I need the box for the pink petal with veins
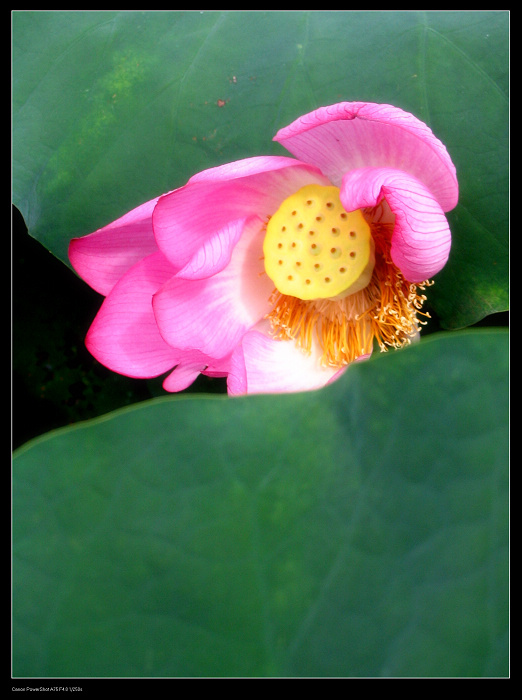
[228,324,346,395]
[86,251,205,379]
[341,167,452,282]
[69,197,161,296]
[275,102,458,212]
[152,157,330,270]
[153,218,274,360]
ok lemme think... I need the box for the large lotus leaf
[12,329,509,677]
[12,11,508,329]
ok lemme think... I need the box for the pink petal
[227,325,346,395]
[175,216,251,280]
[86,251,191,378]
[69,197,161,296]
[274,102,458,212]
[161,350,231,392]
[187,155,305,184]
[153,217,275,360]
[152,157,330,270]
[162,363,208,392]
[341,167,452,282]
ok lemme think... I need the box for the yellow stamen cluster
[263,189,433,367]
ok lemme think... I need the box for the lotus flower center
[263,184,375,301]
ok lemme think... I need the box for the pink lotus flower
[69,102,458,395]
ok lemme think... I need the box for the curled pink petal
[275,102,458,212]
[152,158,329,270]
[341,167,452,282]
[161,349,231,393]
[69,197,161,296]
[153,218,274,359]
[86,251,185,378]
[162,363,207,393]
[227,324,344,395]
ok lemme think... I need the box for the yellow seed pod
[263,185,375,300]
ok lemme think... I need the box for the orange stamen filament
[265,217,433,367]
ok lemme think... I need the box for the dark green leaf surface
[13,330,509,677]
[13,11,508,328]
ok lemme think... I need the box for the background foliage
[13,11,508,678]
